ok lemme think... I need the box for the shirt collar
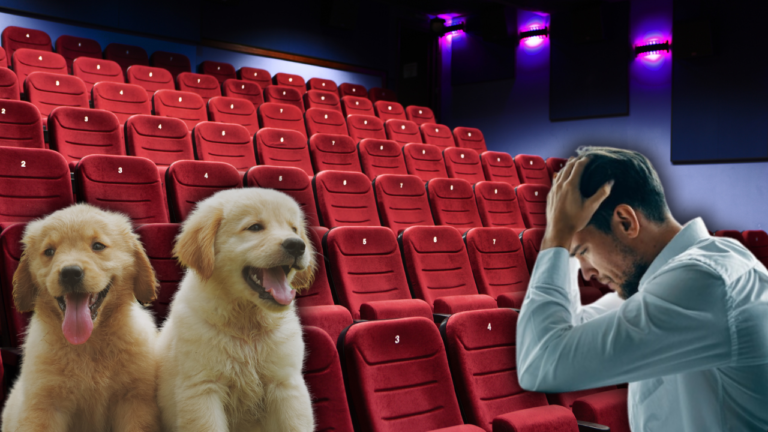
[639,218,710,289]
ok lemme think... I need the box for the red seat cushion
[245,165,319,227]
[359,299,433,321]
[493,405,580,432]
[374,174,434,234]
[572,388,630,432]
[297,305,352,345]
[433,295,497,314]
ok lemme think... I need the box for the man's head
[569,147,677,299]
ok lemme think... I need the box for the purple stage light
[520,25,548,47]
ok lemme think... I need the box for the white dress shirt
[517,218,768,431]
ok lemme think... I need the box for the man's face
[570,225,651,300]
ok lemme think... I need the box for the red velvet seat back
[192,122,256,172]
[92,82,152,125]
[742,230,768,268]
[338,82,367,99]
[368,87,397,103]
[341,96,375,117]
[255,127,313,176]
[176,72,222,104]
[126,65,175,100]
[104,43,149,76]
[0,46,6,69]
[306,77,338,93]
[0,100,44,148]
[264,85,305,113]
[480,151,521,188]
[303,89,341,113]
[200,60,236,84]
[221,79,264,111]
[0,67,19,100]
[427,178,483,234]
[238,67,272,89]
[257,103,307,137]
[465,228,530,300]
[166,160,241,222]
[374,174,434,234]
[514,154,551,186]
[135,223,183,324]
[245,165,320,227]
[444,147,485,184]
[2,26,51,61]
[273,72,306,95]
[207,96,259,136]
[125,115,194,171]
[385,119,422,145]
[305,108,348,136]
[0,223,33,347]
[295,227,333,307]
[373,100,406,121]
[421,123,455,149]
[55,35,101,73]
[405,105,436,125]
[545,157,568,178]
[150,51,191,79]
[341,317,465,432]
[153,89,208,131]
[48,107,125,168]
[403,143,448,184]
[314,170,380,228]
[72,57,124,99]
[520,228,545,273]
[325,226,412,319]
[474,181,526,230]
[26,72,88,123]
[309,134,360,174]
[453,127,487,153]
[75,154,169,224]
[13,48,67,90]
[346,115,385,141]
[358,138,407,180]
[515,184,550,229]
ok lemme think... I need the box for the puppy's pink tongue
[62,293,93,345]
[263,267,295,305]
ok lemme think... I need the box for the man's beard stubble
[614,237,651,300]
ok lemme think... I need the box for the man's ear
[13,251,38,313]
[290,227,316,292]
[613,204,640,239]
[132,236,158,304]
[173,205,223,280]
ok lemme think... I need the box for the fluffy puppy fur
[157,188,316,431]
[2,204,160,431]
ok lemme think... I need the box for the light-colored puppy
[157,188,316,431]
[2,204,161,432]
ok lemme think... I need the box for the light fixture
[635,40,670,58]
[430,17,466,36]
[520,26,548,41]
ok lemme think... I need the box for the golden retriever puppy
[157,188,316,431]
[1,204,161,432]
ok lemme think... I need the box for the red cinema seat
[514,154,551,186]
[135,223,183,325]
[742,230,768,268]
[0,147,73,230]
[515,184,549,229]
[257,103,307,137]
[373,100,406,121]
[714,230,746,246]
[444,147,485,184]
[222,79,264,109]
[480,151,521,188]
[72,57,124,100]
[298,304,353,352]
[1,26,51,61]
[207,96,259,135]
[303,89,341,113]
[153,89,208,132]
[104,43,149,76]
[126,65,175,100]
[200,60,236,84]
[150,51,191,78]
[421,123,455,149]
[92,82,151,125]
[176,72,222,104]
[238,67,272,89]
[307,77,337,93]
[1,223,33,348]
[385,119,422,145]
[341,96,375,117]
[25,72,88,124]
[48,107,125,170]
[13,48,67,90]
[125,115,194,174]
[314,170,380,228]
[520,228,544,274]
[245,165,320,227]
[254,128,313,176]
[338,82,367,99]
[374,174,434,234]
[474,181,526,231]
[0,100,44,148]
[427,178,483,234]
[346,115,385,141]
[400,225,497,314]
[358,138,408,180]
[295,226,334,308]
[325,226,431,320]
[273,73,306,94]
[55,35,102,73]
[339,317,486,432]
[0,46,6,68]
[0,67,19,100]
[546,157,568,178]
[465,228,530,309]
[166,160,241,222]
[406,105,436,125]
[192,122,256,173]
[305,108,348,136]
[75,154,170,224]
[403,143,448,184]
[264,85,305,113]
[453,127,487,153]
[308,134,360,173]
[302,326,355,432]
[368,87,397,103]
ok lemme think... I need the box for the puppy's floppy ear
[132,236,158,304]
[174,205,223,280]
[13,250,38,313]
[290,227,316,292]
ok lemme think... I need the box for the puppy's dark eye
[247,224,263,232]
[92,242,106,251]
[292,227,298,234]
[44,248,55,257]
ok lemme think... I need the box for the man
[516,147,768,431]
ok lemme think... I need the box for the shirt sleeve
[516,247,733,393]
[567,256,624,325]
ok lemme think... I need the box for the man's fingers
[565,157,590,186]
[555,157,579,187]
[586,179,614,210]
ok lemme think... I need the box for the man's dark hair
[577,146,670,233]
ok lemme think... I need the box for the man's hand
[541,156,614,251]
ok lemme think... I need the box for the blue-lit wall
[450,0,768,232]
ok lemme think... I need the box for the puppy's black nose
[60,265,84,285]
[282,238,306,258]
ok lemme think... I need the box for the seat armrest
[433,294,497,314]
[359,298,432,321]
[433,313,450,324]
[577,421,610,431]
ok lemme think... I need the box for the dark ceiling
[378,0,609,17]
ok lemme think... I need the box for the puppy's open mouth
[243,266,295,306]
[55,282,111,345]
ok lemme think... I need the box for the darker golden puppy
[2,204,161,432]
